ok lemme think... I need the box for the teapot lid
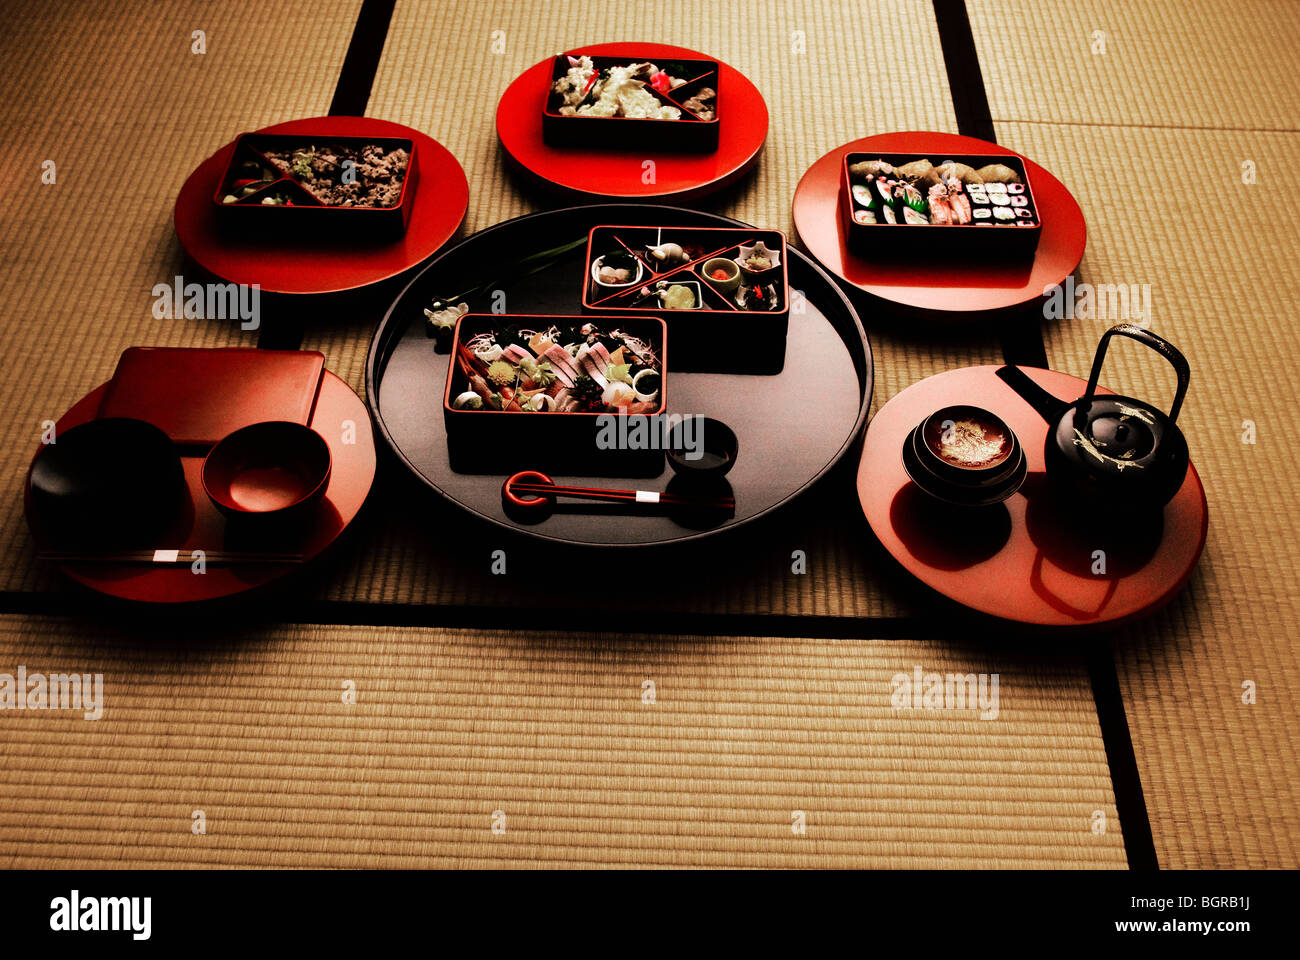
[1067,397,1165,474]
[1054,324,1191,488]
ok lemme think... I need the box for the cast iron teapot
[996,323,1190,510]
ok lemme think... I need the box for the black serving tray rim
[364,203,873,549]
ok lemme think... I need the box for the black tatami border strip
[255,0,396,351]
[931,0,1158,870]
[0,591,1062,646]
[327,0,397,118]
[1086,644,1160,870]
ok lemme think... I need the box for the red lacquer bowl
[202,421,332,519]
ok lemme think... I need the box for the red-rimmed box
[443,313,668,476]
[542,53,720,152]
[212,132,420,239]
[840,151,1041,259]
[580,224,789,373]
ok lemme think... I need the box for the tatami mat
[0,615,1126,868]
[989,121,1300,868]
[0,0,363,593]
[969,0,1300,131]
[298,0,1006,613]
[6,0,1295,872]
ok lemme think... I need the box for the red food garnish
[711,269,728,280]
[583,72,599,93]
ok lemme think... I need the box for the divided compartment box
[443,314,668,477]
[542,53,720,152]
[840,152,1041,260]
[212,132,419,239]
[581,225,789,374]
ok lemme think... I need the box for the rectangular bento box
[212,132,419,239]
[542,53,720,152]
[841,152,1041,259]
[443,313,668,476]
[580,225,789,374]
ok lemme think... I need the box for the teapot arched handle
[1083,324,1190,423]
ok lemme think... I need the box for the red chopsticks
[504,472,733,510]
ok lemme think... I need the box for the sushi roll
[854,181,882,212]
[881,204,897,225]
[875,179,896,210]
[901,207,928,225]
[992,206,1015,221]
[1007,183,1025,195]
[1015,208,1034,219]
[854,209,877,225]
[1011,195,1028,207]
[972,208,992,220]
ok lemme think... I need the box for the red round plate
[175,116,468,295]
[858,365,1207,627]
[496,43,767,202]
[793,132,1086,313]
[26,372,376,603]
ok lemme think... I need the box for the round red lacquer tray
[858,365,1207,626]
[793,132,1086,313]
[175,116,468,295]
[25,372,375,604]
[496,43,766,202]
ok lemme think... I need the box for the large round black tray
[365,204,873,547]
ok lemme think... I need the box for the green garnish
[518,357,556,387]
[291,148,315,179]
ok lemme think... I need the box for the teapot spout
[996,365,1070,426]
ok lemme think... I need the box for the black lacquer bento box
[542,53,720,152]
[841,152,1041,259]
[581,225,788,373]
[212,132,420,238]
[442,313,668,476]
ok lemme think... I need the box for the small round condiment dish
[665,417,738,480]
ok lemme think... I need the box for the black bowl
[28,417,184,547]
[903,424,1026,507]
[665,417,738,480]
